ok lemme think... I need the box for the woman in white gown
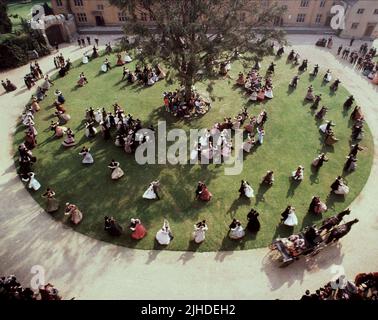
[124,53,132,63]
[249,90,258,101]
[324,69,332,82]
[192,220,208,244]
[264,86,274,99]
[281,205,298,227]
[229,219,245,240]
[199,130,210,147]
[319,121,334,134]
[292,165,304,181]
[108,160,124,180]
[143,180,160,200]
[79,147,94,164]
[28,172,41,191]
[156,219,172,245]
[239,180,254,198]
[257,127,265,144]
[331,176,350,195]
[85,122,97,138]
[94,109,103,123]
[190,143,199,162]
[82,54,89,64]
[147,77,155,86]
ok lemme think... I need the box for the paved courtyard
[0,35,377,300]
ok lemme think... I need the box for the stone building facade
[50,0,378,40]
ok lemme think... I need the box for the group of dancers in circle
[235,60,275,102]
[14,42,367,247]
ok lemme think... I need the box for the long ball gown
[229,225,245,240]
[28,173,41,191]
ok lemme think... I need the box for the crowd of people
[317,37,378,85]
[235,60,275,102]
[0,275,61,301]
[301,273,378,300]
[11,37,369,249]
[101,204,262,246]
[163,88,211,118]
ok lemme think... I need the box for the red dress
[131,223,147,240]
[200,187,212,201]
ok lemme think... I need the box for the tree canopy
[0,0,12,34]
[110,0,286,100]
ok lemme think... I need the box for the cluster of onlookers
[163,89,211,118]
[337,43,377,78]
[0,275,61,301]
[300,273,378,300]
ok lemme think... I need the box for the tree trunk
[184,78,193,103]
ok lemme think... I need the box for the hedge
[0,31,50,70]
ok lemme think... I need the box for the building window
[297,13,306,23]
[351,23,359,29]
[300,0,309,8]
[374,9,378,14]
[140,12,148,21]
[320,0,325,7]
[118,12,127,22]
[97,4,104,11]
[56,0,63,6]
[74,0,83,6]
[357,8,365,14]
[315,14,322,24]
[77,13,87,22]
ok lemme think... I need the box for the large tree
[110,0,286,101]
[0,0,12,34]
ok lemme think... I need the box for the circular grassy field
[14,51,374,252]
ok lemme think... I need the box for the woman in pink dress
[64,203,83,225]
[372,72,378,85]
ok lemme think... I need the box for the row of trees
[0,1,52,69]
[110,0,287,101]
[0,0,12,34]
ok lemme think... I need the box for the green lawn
[8,0,51,32]
[14,51,374,252]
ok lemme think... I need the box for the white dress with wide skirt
[156,228,171,245]
[28,173,41,191]
[244,184,254,198]
[229,225,246,240]
[143,184,157,199]
[284,211,298,226]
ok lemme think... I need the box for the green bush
[0,31,50,70]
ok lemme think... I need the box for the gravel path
[0,35,377,300]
